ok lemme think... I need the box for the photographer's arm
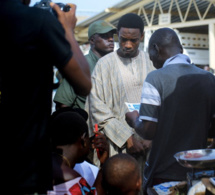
[51,3,91,96]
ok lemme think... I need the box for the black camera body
[34,0,70,17]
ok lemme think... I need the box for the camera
[34,0,70,17]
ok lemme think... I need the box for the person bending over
[126,27,215,193]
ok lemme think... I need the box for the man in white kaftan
[85,15,155,195]
[85,49,154,156]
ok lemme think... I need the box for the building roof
[74,0,215,44]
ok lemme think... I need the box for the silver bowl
[174,149,215,169]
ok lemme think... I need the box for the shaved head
[148,28,183,69]
[102,153,141,195]
[149,28,181,48]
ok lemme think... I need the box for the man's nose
[107,36,114,42]
[125,40,132,48]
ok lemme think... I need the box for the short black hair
[51,107,88,121]
[50,108,88,147]
[117,13,144,34]
[102,153,141,195]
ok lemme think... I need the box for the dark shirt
[0,0,72,193]
[139,63,215,188]
[53,49,99,109]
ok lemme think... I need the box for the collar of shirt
[163,54,191,68]
[86,49,100,73]
[89,49,100,62]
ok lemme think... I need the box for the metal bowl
[174,149,215,169]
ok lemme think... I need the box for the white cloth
[74,161,99,187]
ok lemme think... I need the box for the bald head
[149,28,181,48]
[148,28,183,69]
[102,153,141,195]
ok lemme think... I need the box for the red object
[184,152,204,159]
[95,124,98,132]
[69,177,96,194]
[95,124,100,158]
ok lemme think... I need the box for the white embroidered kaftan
[85,50,154,158]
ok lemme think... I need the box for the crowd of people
[1,0,215,195]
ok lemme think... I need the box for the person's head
[102,153,142,195]
[50,107,90,163]
[117,13,144,58]
[148,27,183,69]
[88,20,116,57]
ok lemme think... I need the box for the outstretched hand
[126,135,145,155]
[92,131,109,165]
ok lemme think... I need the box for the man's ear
[80,133,87,147]
[153,43,160,56]
[140,32,144,41]
[136,176,142,191]
[89,35,95,46]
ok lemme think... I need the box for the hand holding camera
[51,2,77,31]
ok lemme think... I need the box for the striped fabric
[139,81,161,122]
[139,54,191,123]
